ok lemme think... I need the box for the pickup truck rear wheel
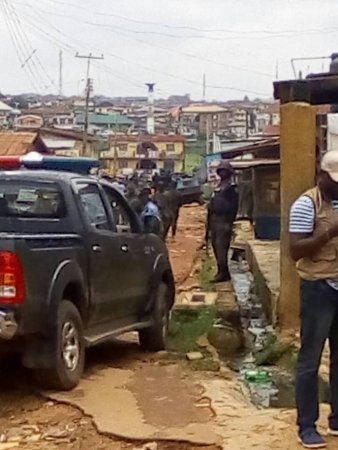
[35,300,85,390]
[139,282,169,352]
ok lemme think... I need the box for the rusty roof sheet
[0,131,38,156]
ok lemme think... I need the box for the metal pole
[203,73,206,101]
[75,52,104,156]
[205,116,209,155]
[245,110,249,139]
[59,49,63,96]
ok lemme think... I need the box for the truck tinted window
[0,181,66,218]
[77,183,110,231]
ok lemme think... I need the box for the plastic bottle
[244,369,271,383]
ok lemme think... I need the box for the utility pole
[202,73,206,102]
[75,52,104,156]
[205,116,209,155]
[245,110,249,139]
[59,49,63,96]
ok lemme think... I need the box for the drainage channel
[229,256,297,409]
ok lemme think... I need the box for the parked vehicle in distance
[0,155,175,390]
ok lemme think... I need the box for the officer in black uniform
[126,183,143,216]
[206,160,239,282]
[154,181,173,240]
[164,180,182,239]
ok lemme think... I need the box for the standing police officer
[206,160,239,282]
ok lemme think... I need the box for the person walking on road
[206,160,238,283]
[289,150,338,449]
[164,180,182,239]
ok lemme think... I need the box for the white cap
[321,151,338,182]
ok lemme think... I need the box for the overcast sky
[0,0,337,100]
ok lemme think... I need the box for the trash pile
[230,259,281,409]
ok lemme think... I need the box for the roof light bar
[0,152,100,174]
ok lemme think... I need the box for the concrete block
[186,351,204,361]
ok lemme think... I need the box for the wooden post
[279,102,316,330]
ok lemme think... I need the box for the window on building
[118,144,128,152]
[60,118,65,125]
[118,160,128,169]
[166,143,175,152]
[212,114,218,120]
[164,160,175,171]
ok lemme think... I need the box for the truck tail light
[0,252,25,304]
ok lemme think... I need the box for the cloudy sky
[0,0,337,100]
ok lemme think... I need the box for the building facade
[101,134,186,175]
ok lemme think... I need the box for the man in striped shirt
[289,151,338,449]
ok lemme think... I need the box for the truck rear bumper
[0,310,18,340]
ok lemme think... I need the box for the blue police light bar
[20,152,100,174]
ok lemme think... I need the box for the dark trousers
[171,207,180,238]
[210,218,232,277]
[296,279,338,434]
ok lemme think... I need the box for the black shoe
[214,273,231,283]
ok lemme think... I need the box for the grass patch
[185,152,202,175]
[167,307,217,354]
[198,251,216,292]
[184,140,205,174]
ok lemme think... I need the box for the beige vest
[297,187,338,280]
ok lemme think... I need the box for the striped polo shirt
[289,195,338,289]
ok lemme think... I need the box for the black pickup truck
[0,169,175,390]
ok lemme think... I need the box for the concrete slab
[46,366,221,446]
[175,291,218,309]
[246,240,280,324]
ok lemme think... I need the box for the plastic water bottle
[244,369,271,383]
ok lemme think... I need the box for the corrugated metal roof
[113,134,186,143]
[42,138,76,149]
[181,104,227,114]
[0,131,37,155]
[230,159,280,169]
[75,113,134,126]
[0,101,13,112]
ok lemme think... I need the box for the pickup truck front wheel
[139,282,169,352]
[35,300,85,390]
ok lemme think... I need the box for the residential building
[16,114,44,130]
[40,128,98,157]
[75,113,134,134]
[0,101,14,128]
[0,131,50,156]
[94,101,124,115]
[178,104,231,137]
[51,112,75,129]
[21,105,75,129]
[100,134,186,175]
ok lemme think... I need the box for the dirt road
[0,205,335,450]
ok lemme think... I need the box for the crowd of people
[99,163,242,284]
[100,170,182,241]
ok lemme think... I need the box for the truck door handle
[121,244,129,253]
[92,244,102,253]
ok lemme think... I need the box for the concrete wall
[279,102,316,330]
